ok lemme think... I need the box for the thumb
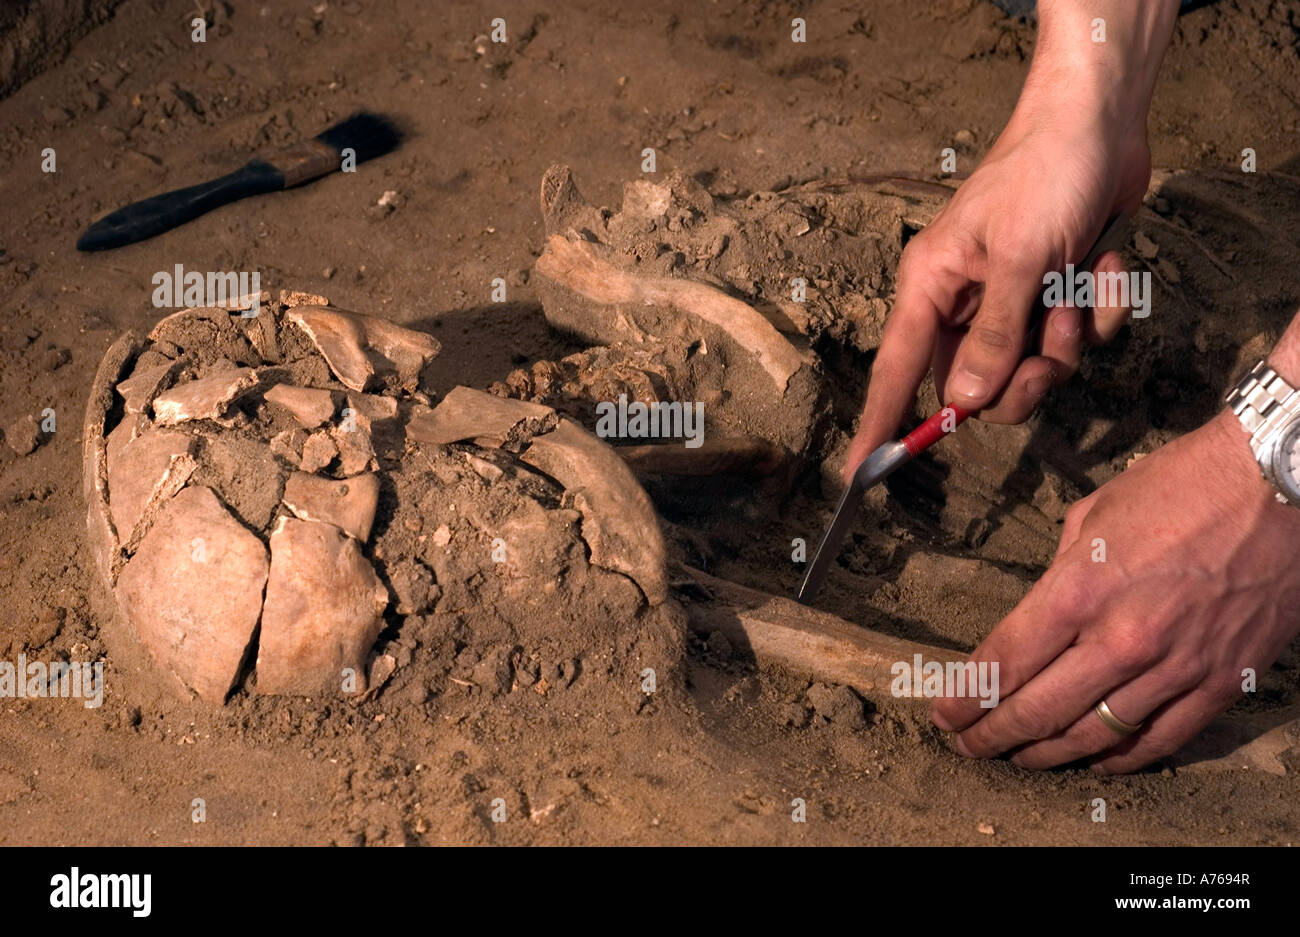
[944,260,1045,410]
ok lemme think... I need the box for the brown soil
[2,0,1300,846]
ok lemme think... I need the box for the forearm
[1018,0,1180,133]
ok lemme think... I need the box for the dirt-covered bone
[522,418,669,605]
[84,294,681,705]
[256,515,389,697]
[115,485,268,703]
[680,567,961,700]
[287,305,440,393]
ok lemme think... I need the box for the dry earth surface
[1,0,1299,845]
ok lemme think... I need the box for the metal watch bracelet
[1225,359,1300,503]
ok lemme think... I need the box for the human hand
[843,91,1148,480]
[931,410,1300,772]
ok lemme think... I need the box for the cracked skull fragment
[84,293,674,704]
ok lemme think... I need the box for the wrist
[1020,0,1178,138]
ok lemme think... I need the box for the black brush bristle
[315,111,403,163]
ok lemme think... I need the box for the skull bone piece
[84,292,678,705]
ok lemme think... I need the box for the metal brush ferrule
[266,139,341,187]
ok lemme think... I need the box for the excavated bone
[264,384,335,428]
[115,486,268,703]
[152,367,258,425]
[84,331,142,584]
[282,471,379,542]
[345,392,398,428]
[522,418,667,604]
[679,567,962,699]
[300,431,339,473]
[407,385,553,447]
[285,306,440,392]
[107,429,198,550]
[535,234,809,393]
[116,359,181,415]
[284,306,370,390]
[331,422,376,475]
[256,515,389,698]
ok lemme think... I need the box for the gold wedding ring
[1095,699,1142,736]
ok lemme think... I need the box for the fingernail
[930,707,953,731]
[1025,371,1055,397]
[953,735,973,757]
[1009,753,1025,767]
[949,370,988,401]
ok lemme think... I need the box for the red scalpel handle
[900,404,972,457]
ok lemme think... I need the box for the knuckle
[969,322,1015,351]
[1005,699,1058,741]
[1107,622,1163,670]
[1201,670,1241,706]
[1044,568,1099,620]
[898,234,935,278]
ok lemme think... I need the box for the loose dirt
[1,0,1299,845]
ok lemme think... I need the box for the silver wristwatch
[1225,359,1300,505]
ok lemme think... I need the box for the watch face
[1272,420,1300,500]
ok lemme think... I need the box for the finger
[1089,687,1234,774]
[930,567,1080,733]
[944,256,1045,410]
[1038,303,1083,382]
[954,636,1149,759]
[1081,251,1131,345]
[843,242,961,479]
[1008,663,1197,770]
[967,355,1058,424]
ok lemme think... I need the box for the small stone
[279,290,330,308]
[5,415,42,456]
[977,822,995,836]
[1133,230,1159,260]
[152,368,258,425]
[264,384,335,428]
[282,471,379,542]
[42,105,72,126]
[431,525,452,548]
[464,453,503,482]
[806,683,867,729]
[954,128,975,145]
[39,346,70,371]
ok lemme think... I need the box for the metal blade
[796,441,910,604]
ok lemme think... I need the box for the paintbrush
[76,111,402,251]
